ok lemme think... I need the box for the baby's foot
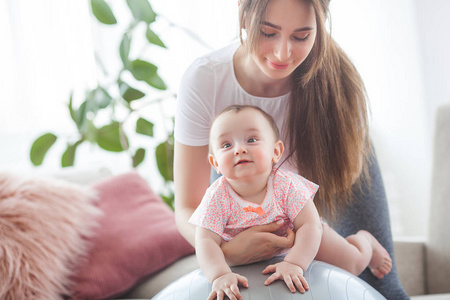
[359,230,392,279]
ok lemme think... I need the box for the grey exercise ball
[153,257,386,300]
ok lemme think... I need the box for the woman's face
[252,0,317,80]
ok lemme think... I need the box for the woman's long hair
[239,0,371,222]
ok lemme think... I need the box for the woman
[174,0,408,298]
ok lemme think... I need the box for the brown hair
[209,105,280,153]
[239,0,371,222]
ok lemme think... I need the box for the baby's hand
[262,261,309,293]
[208,272,249,300]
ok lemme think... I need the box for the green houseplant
[30,0,175,208]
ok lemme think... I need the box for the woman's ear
[272,140,284,164]
[208,154,221,174]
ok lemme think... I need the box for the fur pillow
[0,173,101,300]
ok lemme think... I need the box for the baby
[189,105,392,300]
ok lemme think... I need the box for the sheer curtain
[0,0,96,171]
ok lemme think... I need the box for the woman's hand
[221,220,295,266]
[208,272,249,300]
[263,261,309,294]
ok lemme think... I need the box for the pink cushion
[71,172,194,300]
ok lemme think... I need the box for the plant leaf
[132,148,146,167]
[61,140,83,167]
[129,59,157,80]
[84,120,98,143]
[146,27,166,48]
[129,60,167,90]
[69,94,88,131]
[136,118,154,137]
[126,0,156,24]
[91,0,117,25]
[93,87,112,109]
[155,139,174,182]
[97,122,128,152]
[119,33,131,68]
[68,92,76,123]
[30,133,57,166]
[146,73,167,90]
[161,193,174,210]
[120,82,145,102]
[72,100,88,131]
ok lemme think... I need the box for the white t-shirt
[175,41,296,171]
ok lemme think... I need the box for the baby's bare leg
[354,230,393,279]
[315,224,392,278]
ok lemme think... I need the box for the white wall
[329,1,431,237]
[1,0,448,239]
[329,0,450,238]
[414,0,450,235]
[415,0,450,130]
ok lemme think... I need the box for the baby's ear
[272,140,284,164]
[208,154,221,174]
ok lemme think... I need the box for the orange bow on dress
[243,206,265,216]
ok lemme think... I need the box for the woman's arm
[174,141,211,246]
[221,221,295,266]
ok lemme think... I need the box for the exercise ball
[153,257,386,300]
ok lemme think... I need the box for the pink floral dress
[189,169,319,241]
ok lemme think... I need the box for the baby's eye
[247,138,257,143]
[222,142,232,149]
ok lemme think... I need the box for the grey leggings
[209,150,409,299]
[332,151,409,299]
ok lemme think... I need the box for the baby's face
[209,108,282,181]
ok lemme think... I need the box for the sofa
[391,103,450,300]
[1,103,448,300]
